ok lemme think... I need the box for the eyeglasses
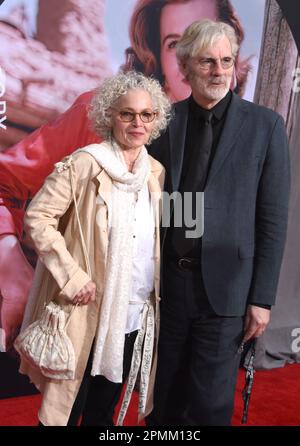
[197,56,235,70]
[113,109,157,123]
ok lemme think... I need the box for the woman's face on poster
[160,0,218,102]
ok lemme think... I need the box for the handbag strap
[69,159,92,278]
[65,157,92,328]
[40,156,92,327]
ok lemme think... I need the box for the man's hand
[72,281,96,306]
[243,304,271,342]
[0,235,34,351]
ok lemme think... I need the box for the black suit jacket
[149,93,290,316]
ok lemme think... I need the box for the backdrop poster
[0,0,299,404]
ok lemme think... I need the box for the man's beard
[192,74,231,101]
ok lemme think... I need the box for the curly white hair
[88,71,172,143]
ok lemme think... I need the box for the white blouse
[126,182,155,333]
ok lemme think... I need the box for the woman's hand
[72,280,96,306]
[0,235,34,351]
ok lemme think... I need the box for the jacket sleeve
[0,90,100,239]
[24,156,91,301]
[247,115,291,306]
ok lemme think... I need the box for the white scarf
[78,140,150,383]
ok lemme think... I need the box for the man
[147,19,290,425]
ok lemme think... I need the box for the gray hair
[88,71,172,143]
[176,19,239,67]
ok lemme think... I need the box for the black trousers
[147,259,244,426]
[67,330,138,426]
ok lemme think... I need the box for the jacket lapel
[206,93,249,187]
[96,169,112,207]
[169,99,189,192]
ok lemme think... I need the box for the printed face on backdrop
[160,0,218,102]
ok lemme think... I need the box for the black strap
[241,338,256,424]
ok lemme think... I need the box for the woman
[17,71,171,426]
[122,0,251,101]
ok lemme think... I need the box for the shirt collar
[189,90,232,122]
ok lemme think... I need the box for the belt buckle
[178,257,192,271]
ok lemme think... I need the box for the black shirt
[180,90,232,190]
[165,90,232,258]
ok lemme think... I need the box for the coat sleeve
[24,155,91,301]
[0,90,100,239]
[247,114,291,306]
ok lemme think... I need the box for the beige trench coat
[19,149,164,426]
